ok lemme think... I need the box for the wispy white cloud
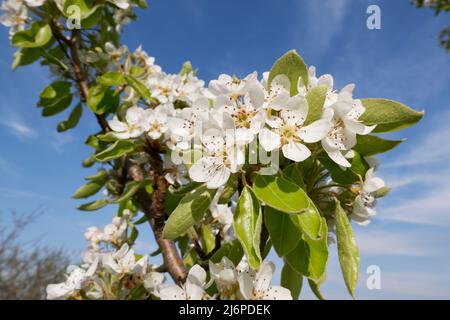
[0,117,37,139]
[355,228,443,256]
[50,131,77,153]
[367,271,450,299]
[293,0,349,56]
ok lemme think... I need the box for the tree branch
[49,23,185,282]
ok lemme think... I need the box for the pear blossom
[351,168,386,225]
[145,105,170,139]
[0,0,27,36]
[102,243,148,276]
[321,100,376,167]
[108,0,130,10]
[261,73,291,111]
[238,261,292,300]
[189,115,245,188]
[208,72,258,100]
[143,271,165,295]
[108,106,148,139]
[25,0,46,6]
[215,91,265,145]
[259,96,330,162]
[209,257,241,298]
[46,262,98,300]
[158,265,207,300]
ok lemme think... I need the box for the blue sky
[0,0,449,299]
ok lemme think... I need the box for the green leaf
[12,47,42,70]
[12,22,52,48]
[210,239,244,266]
[304,86,327,125]
[353,135,404,156]
[124,75,151,100]
[63,0,103,28]
[289,200,323,241]
[218,174,238,204]
[285,218,328,283]
[233,186,262,269]
[268,50,308,96]
[179,60,193,76]
[253,175,309,214]
[39,81,72,116]
[77,199,108,211]
[163,184,216,240]
[98,71,126,87]
[85,170,108,181]
[200,225,216,255]
[335,199,360,298]
[281,262,303,300]
[94,140,134,162]
[87,85,119,115]
[97,131,119,142]
[282,163,305,189]
[57,104,83,132]
[110,181,143,203]
[264,206,300,257]
[308,279,326,300]
[73,181,104,199]
[360,99,424,133]
[319,151,369,184]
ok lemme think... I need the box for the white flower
[163,156,189,185]
[238,261,292,300]
[158,265,206,300]
[351,168,385,225]
[209,257,240,298]
[25,0,46,7]
[208,72,258,100]
[215,91,265,145]
[261,73,291,111]
[259,96,330,162]
[167,97,210,150]
[105,42,127,63]
[46,262,97,300]
[108,106,148,139]
[321,100,376,167]
[102,243,148,276]
[189,115,245,189]
[145,105,169,140]
[148,73,178,103]
[108,0,130,10]
[0,0,28,36]
[143,271,165,295]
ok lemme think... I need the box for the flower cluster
[105,49,385,225]
[46,212,289,300]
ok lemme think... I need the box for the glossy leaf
[57,104,83,132]
[353,135,403,157]
[110,181,143,203]
[335,200,360,298]
[233,186,262,269]
[281,262,303,300]
[264,206,300,257]
[12,22,52,48]
[360,99,424,133]
[124,75,151,100]
[268,50,308,95]
[73,181,104,199]
[285,218,328,283]
[77,199,108,211]
[163,184,216,240]
[253,175,309,214]
[304,86,327,125]
[94,140,134,162]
